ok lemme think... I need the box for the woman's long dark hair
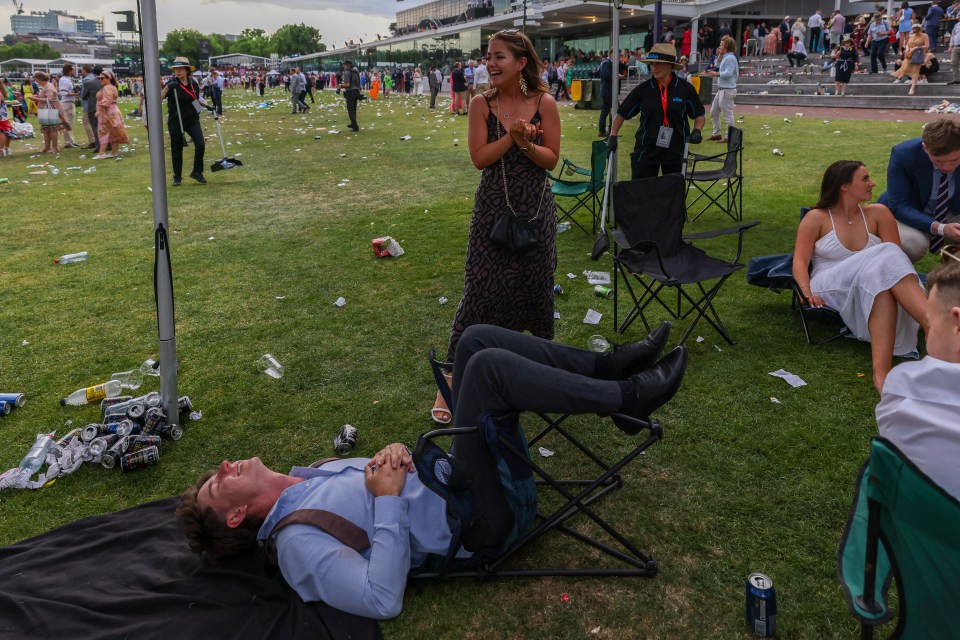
[814,160,865,210]
[488,29,549,94]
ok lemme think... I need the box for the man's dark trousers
[211,88,223,115]
[429,87,439,109]
[344,89,360,128]
[870,40,888,72]
[598,85,612,135]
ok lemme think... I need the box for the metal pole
[653,2,662,44]
[609,0,621,211]
[138,0,180,428]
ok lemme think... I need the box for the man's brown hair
[175,470,264,562]
[922,119,960,157]
[927,259,960,312]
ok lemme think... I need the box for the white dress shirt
[876,356,960,498]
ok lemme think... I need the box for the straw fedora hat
[644,43,683,67]
[169,56,196,72]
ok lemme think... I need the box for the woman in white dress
[413,67,425,96]
[793,160,929,393]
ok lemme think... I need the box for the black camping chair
[684,126,744,222]
[549,141,608,234]
[609,175,759,346]
[414,348,662,579]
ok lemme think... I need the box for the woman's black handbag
[910,48,924,64]
[490,212,538,254]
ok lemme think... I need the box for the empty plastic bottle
[55,251,88,264]
[587,335,611,352]
[110,369,144,390]
[556,221,572,233]
[19,432,55,476]
[139,358,160,377]
[61,379,122,406]
[258,354,284,379]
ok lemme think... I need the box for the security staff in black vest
[159,56,208,186]
[341,60,361,132]
[607,43,705,179]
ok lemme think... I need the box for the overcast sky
[1,0,396,48]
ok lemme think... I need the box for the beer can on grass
[177,395,193,418]
[333,424,358,456]
[0,393,26,408]
[554,284,564,295]
[100,395,132,412]
[746,572,777,637]
[126,435,161,453]
[594,285,613,299]
[120,445,159,472]
[101,436,130,469]
[143,407,166,433]
[0,401,10,416]
[126,401,146,420]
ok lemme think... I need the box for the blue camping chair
[746,207,852,345]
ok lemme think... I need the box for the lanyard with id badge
[177,80,204,114]
[655,80,673,148]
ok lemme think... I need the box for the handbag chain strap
[496,97,548,223]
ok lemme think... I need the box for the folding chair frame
[417,350,661,580]
[791,283,853,346]
[685,126,743,223]
[612,221,759,346]
[549,141,608,234]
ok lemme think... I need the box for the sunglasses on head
[942,245,960,264]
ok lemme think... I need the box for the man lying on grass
[176,323,686,619]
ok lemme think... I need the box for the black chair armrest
[683,219,760,241]
[684,220,760,264]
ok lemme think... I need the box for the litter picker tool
[591,147,616,260]
[210,111,242,172]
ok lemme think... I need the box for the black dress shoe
[348,124,360,131]
[172,177,182,186]
[613,346,688,434]
[949,80,960,85]
[189,171,207,184]
[597,321,672,379]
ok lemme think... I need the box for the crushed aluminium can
[333,424,358,456]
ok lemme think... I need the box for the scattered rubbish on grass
[20,340,28,347]
[856,372,865,377]
[561,593,570,603]
[372,236,404,257]
[567,272,577,279]
[537,447,554,458]
[772,149,784,156]
[207,236,215,241]
[55,251,88,264]
[714,345,723,352]
[399,135,412,141]
[334,296,346,307]
[587,335,610,351]
[769,369,807,388]
[553,311,560,319]
[276,296,286,300]
[258,354,284,379]
[583,309,602,325]
[696,336,705,343]
[770,397,781,404]
[583,270,611,285]
[439,296,448,305]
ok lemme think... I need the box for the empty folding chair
[549,141,608,233]
[685,126,744,222]
[609,174,759,345]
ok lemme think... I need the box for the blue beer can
[0,393,26,409]
[746,572,777,637]
[0,401,10,416]
[554,284,564,295]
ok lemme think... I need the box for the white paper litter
[566,272,577,279]
[583,270,611,285]
[769,369,807,388]
[772,149,784,156]
[334,296,346,307]
[553,311,561,319]
[770,397,781,404]
[439,296,448,305]
[695,336,705,343]
[537,447,555,458]
[583,309,602,325]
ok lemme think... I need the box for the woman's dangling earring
[519,74,528,95]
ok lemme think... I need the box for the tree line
[160,24,325,66]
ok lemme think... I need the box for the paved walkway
[742,104,960,122]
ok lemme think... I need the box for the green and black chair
[549,141,608,234]
[838,437,960,639]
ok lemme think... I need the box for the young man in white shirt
[473,56,490,94]
[877,258,960,498]
[58,63,80,148]
[808,9,824,52]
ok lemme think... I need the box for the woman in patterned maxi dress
[432,29,562,423]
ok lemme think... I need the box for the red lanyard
[657,79,670,126]
[177,80,197,100]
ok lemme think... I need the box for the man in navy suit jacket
[877,119,960,263]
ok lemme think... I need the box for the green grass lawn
[0,89,938,638]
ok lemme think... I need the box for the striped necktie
[931,172,951,254]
